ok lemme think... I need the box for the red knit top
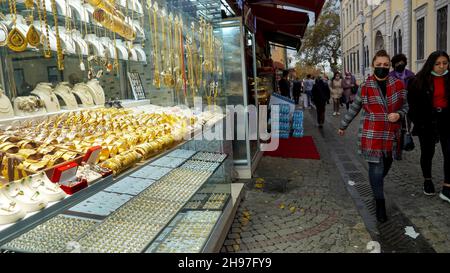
[433,76,448,108]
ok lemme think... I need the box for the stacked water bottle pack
[292,110,304,138]
[271,104,291,139]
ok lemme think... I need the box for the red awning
[248,0,325,22]
[250,4,310,50]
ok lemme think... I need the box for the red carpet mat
[264,136,321,160]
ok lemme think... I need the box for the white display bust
[54,82,78,110]
[30,83,61,113]
[72,83,95,107]
[86,79,106,105]
[85,34,106,57]
[0,89,14,120]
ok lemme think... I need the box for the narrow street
[222,103,450,253]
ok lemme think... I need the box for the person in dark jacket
[292,76,302,105]
[312,75,331,128]
[407,50,450,202]
[278,70,290,99]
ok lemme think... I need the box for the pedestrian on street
[293,76,302,105]
[330,71,344,116]
[342,72,356,110]
[389,53,415,87]
[278,70,290,99]
[312,74,331,128]
[407,50,450,202]
[390,53,416,146]
[338,50,409,223]
[303,74,315,109]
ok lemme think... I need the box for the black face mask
[374,67,390,79]
[394,64,406,73]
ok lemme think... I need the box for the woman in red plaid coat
[338,50,409,223]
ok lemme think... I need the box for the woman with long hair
[407,50,450,202]
[330,72,344,116]
[338,50,409,223]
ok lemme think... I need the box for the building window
[437,6,447,51]
[394,32,398,55]
[366,46,370,68]
[417,17,425,60]
[357,50,360,73]
[398,29,402,53]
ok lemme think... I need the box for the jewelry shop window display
[53,82,78,110]
[30,83,61,113]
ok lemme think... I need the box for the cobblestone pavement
[221,105,373,253]
[222,102,450,253]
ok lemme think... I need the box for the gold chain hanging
[7,0,28,52]
[151,2,160,88]
[36,0,51,57]
[50,0,64,70]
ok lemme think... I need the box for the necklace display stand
[54,82,78,110]
[0,90,14,120]
[72,83,95,107]
[86,79,106,105]
[115,39,129,60]
[30,83,61,113]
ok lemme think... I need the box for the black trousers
[293,91,301,105]
[417,111,450,182]
[316,103,326,125]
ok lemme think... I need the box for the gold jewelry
[7,0,28,52]
[50,0,64,70]
[150,1,160,88]
[26,0,40,47]
[37,0,51,58]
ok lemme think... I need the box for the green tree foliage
[298,0,341,72]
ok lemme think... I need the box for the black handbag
[402,116,415,151]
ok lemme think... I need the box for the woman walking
[338,50,409,223]
[407,51,450,202]
[342,72,356,110]
[330,72,344,116]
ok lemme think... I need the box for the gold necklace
[50,0,64,70]
[186,33,195,96]
[191,22,201,94]
[36,0,51,57]
[7,0,28,52]
[151,2,160,88]
[162,13,174,87]
[179,17,188,103]
[26,0,40,47]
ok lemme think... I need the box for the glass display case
[217,17,261,179]
[0,118,234,253]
